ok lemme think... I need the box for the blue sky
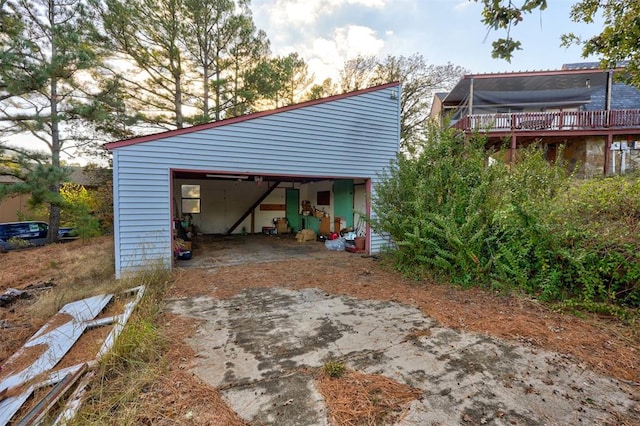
[250,0,603,81]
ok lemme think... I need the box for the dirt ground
[1,235,639,424]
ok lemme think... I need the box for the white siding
[111,85,400,277]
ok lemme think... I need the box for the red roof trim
[106,82,400,150]
[170,167,366,180]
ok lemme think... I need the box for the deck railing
[452,109,640,132]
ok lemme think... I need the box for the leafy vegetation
[10,166,113,237]
[323,359,346,378]
[370,125,640,315]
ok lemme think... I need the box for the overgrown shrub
[371,126,501,285]
[370,125,640,311]
[550,175,640,307]
[60,183,103,239]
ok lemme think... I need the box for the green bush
[370,125,640,313]
[550,175,640,307]
[371,126,500,285]
[60,183,103,239]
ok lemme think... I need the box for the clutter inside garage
[172,176,367,260]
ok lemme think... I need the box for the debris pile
[0,286,145,425]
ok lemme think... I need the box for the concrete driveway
[166,282,636,425]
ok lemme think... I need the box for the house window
[181,184,201,214]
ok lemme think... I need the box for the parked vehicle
[0,221,75,251]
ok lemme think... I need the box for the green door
[286,188,300,232]
[333,179,354,228]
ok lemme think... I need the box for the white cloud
[342,0,387,8]
[454,1,474,11]
[337,25,385,57]
[297,25,385,82]
[266,0,324,27]
[264,0,388,28]
[252,0,389,82]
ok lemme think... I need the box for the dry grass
[2,236,640,425]
[67,267,173,425]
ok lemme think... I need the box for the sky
[5,0,604,165]
[249,0,603,82]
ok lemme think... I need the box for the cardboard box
[276,218,288,234]
[175,239,192,251]
[295,229,316,242]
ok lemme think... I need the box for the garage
[106,82,401,278]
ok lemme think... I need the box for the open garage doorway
[171,170,370,263]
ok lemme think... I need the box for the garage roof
[106,82,401,150]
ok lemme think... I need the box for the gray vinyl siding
[111,85,400,277]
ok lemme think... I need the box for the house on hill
[432,62,640,177]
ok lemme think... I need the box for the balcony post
[604,133,612,175]
[510,134,517,165]
[469,78,474,115]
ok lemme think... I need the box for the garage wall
[174,178,290,234]
[110,83,401,277]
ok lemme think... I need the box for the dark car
[0,221,75,251]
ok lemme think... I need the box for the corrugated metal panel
[111,85,400,277]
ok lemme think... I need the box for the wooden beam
[259,204,286,211]
[227,183,282,234]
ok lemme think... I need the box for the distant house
[432,63,640,177]
[0,166,107,222]
[0,175,31,222]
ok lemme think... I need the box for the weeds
[67,266,172,425]
[323,359,346,378]
[370,124,640,316]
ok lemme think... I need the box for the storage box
[174,239,191,251]
[276,218,288,234]
[295,229,316,242]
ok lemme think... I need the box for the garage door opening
[171,170,370,263]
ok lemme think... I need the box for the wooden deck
[452,109,640,132]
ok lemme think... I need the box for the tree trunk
[202,62,210,122]
[214,64,221,121]
[48,0,61,244]
[175,78,183,129]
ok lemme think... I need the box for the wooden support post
[510,134,517,166]
[604,133,612,175]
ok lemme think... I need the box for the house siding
[110,85,400,277]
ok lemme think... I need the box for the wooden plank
[259,203,286,211]
[16,364,88,426]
